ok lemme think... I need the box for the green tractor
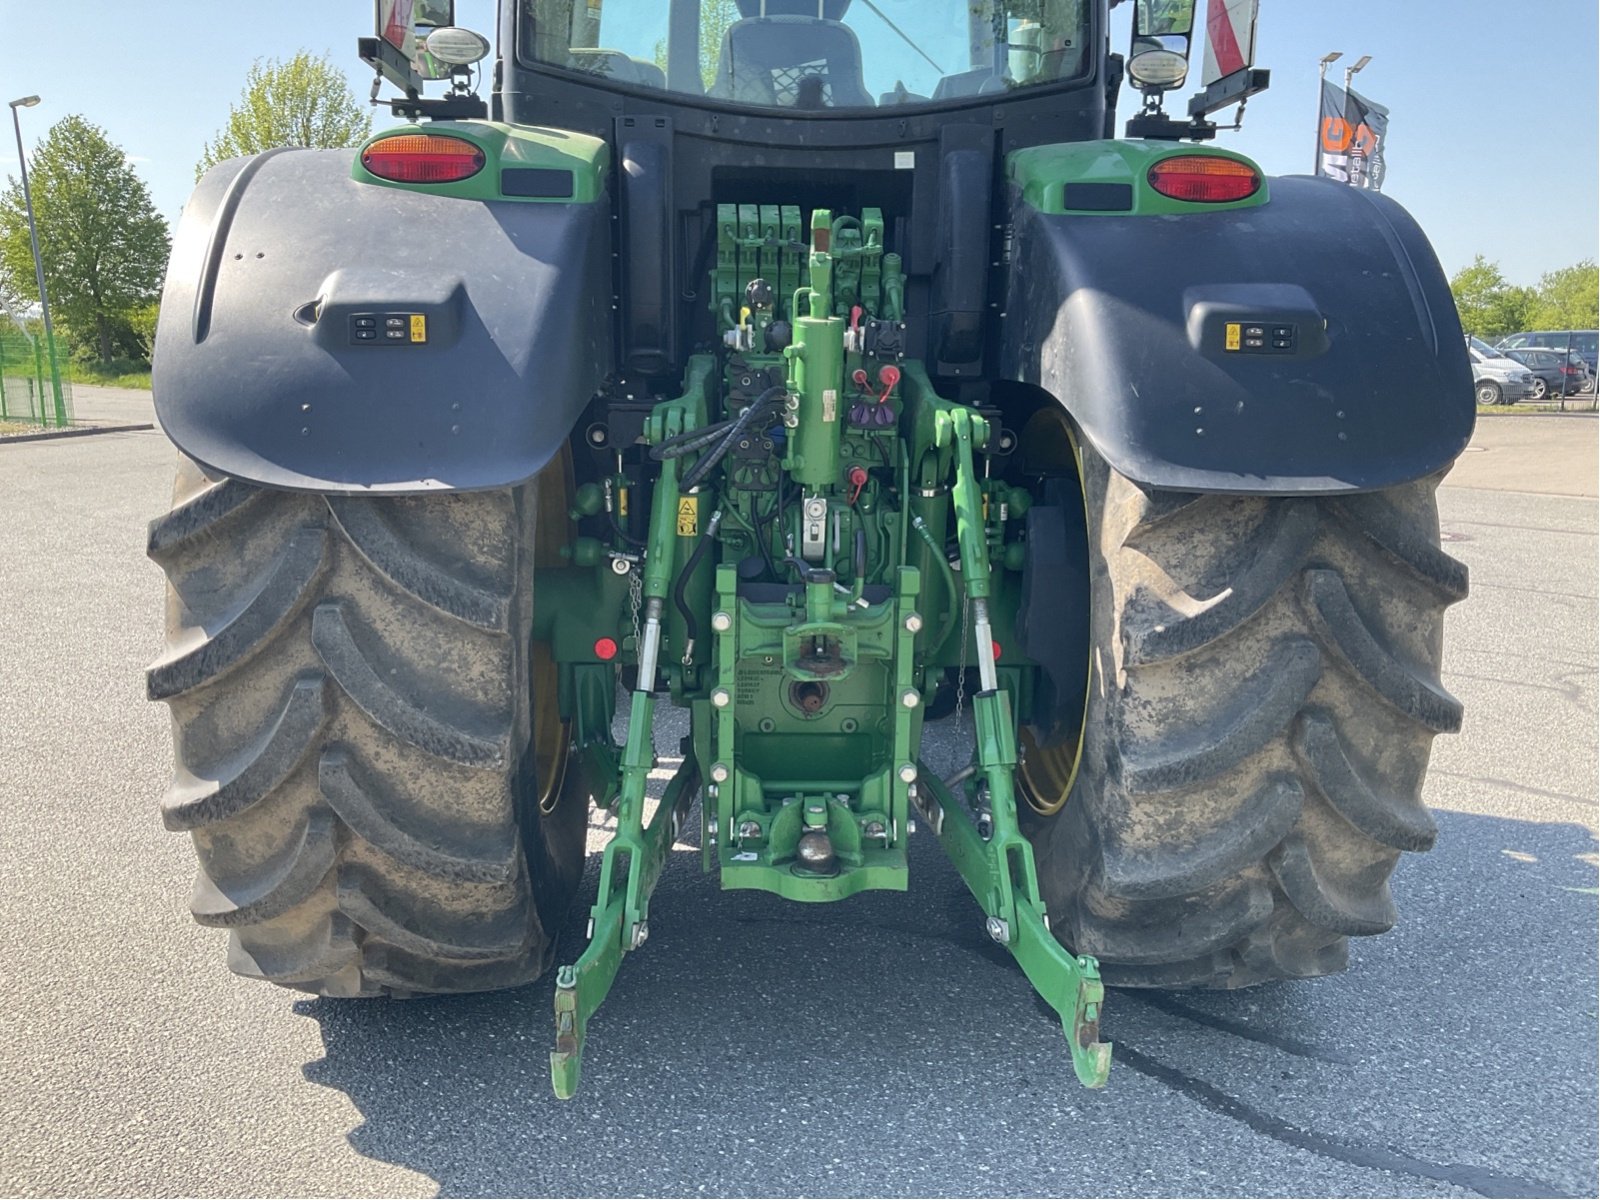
[146,0,1472,1098]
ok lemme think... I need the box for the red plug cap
[846,466,869,504]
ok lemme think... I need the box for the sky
[1,0,1595,287]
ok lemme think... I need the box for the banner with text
[1317,81,1390,191]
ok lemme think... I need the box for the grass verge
[69,360,152,389]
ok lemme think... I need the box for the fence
[0,306,72,429]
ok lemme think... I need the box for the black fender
[1001,175,1474,494]
[152,148,611,493]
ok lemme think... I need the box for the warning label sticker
[676,496,698,537]
[1224,322,1242,351]
[409,314,428,343]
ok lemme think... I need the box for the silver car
[1468,338,1538,405]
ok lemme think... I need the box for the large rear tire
[146,456,586,997]
[1019,435,1466,987]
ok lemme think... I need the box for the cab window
[517,0,1091,110]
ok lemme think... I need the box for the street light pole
[1343,57,1373,187]
[9,95,66,428]
[1315,52,1342,174]
[1344,54,1372,92]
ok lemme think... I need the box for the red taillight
[593,637,619,662]
[1148,155,1262,204]
[361,134,485,184]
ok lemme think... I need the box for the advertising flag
[1345,87,1389,191]
[1317,81,1390,191]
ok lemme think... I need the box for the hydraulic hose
[851,526,868,603]
[680,385,787,494]
[650,418,734,461]
[673,507,722,662]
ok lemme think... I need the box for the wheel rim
[1477,383,1499,405]
[533,450,575,814]
[1533,379,1547,399]
[1013,405,1091,819]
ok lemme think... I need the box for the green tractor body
[146,0,1473,1099]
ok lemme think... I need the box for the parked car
[1496,330,1599,380]
[1467,337,1538,405]
[1502,348,1594,401]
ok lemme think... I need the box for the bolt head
[904,612,923,633]
[738,820,762,839]
[711,611,733,633]
[711,688,732,708]
[864,821,886,839]
[898,763,918,784]
[901,689,921,709]
[710,763,730,783]
[609,557,632,575]
[985,916,1010,945]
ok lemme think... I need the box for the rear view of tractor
[146,0,1473,1096]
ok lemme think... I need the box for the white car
[1467,337,1538,405]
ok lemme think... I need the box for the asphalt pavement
[0,419,1594,1199]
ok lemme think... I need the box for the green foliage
[68,356,152,390]
[1526,260,1598,331]
[197,52,373,179]
[1451,254,1599,339]
[653,0,739,91]
[1450,256,1533,338]
[0,115,170,365]
[127,300,160,361]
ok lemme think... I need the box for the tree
[1529,260,1598,331]
[197,52,373,179]
[0,116,170,364]
[654,0,739,91]
[1449,255,1533,339]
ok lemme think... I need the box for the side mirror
[375,0,460,82]
[1128,0,1197,92]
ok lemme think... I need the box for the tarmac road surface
[0,420,1594,1198]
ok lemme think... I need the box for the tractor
[146,0,1473,1098]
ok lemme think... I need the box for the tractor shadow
[296,804,1597,1199]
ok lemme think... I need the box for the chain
[955,591,970,723]
[628,567,643,654]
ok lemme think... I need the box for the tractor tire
[1019,439,1466,988]
[146,455,587,997]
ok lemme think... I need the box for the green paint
[351,119,607,204]
[542,203,1109,1098]
[1008,140,1269,216]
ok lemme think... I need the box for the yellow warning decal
[1224,322,1241,351]
[410,314,428,343]
[676,496,698,537]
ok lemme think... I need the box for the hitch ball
[796,830,837,875]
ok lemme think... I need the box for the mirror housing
[1129,0,1197,92]
[371,0,460,88]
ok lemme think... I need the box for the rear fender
[1001,143,1474,494]
[152,136,612,493]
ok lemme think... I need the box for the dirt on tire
[146,456,586,997]
[1025,445,1466,987]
